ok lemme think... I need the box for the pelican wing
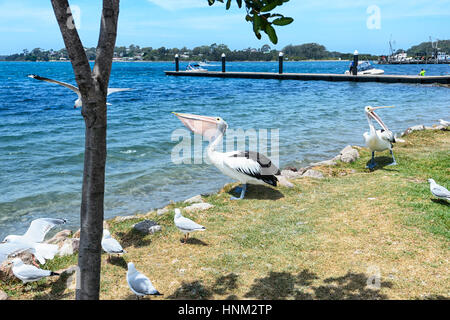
[223,151,280,186]
[379,129,396,144]
[107,88,132,95]
[175,216,205,232]
[28,74,80,95]
[23,218,67,243]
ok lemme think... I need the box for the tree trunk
[50,0,120,300]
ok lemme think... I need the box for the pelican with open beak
[173,112,281,200]
[363,106,397,170]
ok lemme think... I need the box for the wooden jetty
[164,70,450,85]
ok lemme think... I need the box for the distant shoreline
[0,59,352,63]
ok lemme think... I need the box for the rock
[432,124,447,131]
[58,238,80,257]
[302,169,324,179]
[0,290,7,300]
[281,170,303,179]
[276,175,294,188]
[339,145,360,163]
[183,195,204,204]
[184,203,214,213]
[402,124,425,136]
[283,166,298,172]
[157,207,169,216]
[133,220,162,234]
[73,229,81,239]
[115,215,139,222]
[45,229,72,245]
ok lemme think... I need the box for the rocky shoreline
[0,120,448,300]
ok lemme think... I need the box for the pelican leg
[231,184,247,200]
[366,152,377,170]
[387,150,397,166]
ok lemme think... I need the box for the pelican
[173,113,281,200]
[28,74,132,108]
[363,106,397,170]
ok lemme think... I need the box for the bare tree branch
[50,0,92,95]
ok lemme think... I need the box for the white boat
[186,63,207,72]
[345,61,384,75]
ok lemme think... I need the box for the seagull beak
[173,112,219,140]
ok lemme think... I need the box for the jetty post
[221,53,226,73]
[279,52,284,74]
[352,50,359,75]
[175,54,179,72]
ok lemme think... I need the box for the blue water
[0,61,449,238]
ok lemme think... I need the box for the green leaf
[264,24,278,44]
[208,0,215,6]
[226,0,231,10]
[272,17,294,26]
[237,0,243,8]
[261,2,278,12]
[253,14,261,33]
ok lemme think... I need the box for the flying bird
[173,208,206,244]
[173,113,281,200]
[11,258,59,283]
[2,218,66,266]
[363,106,397,170]
[28,74,131,108]
[428,179,450,201]
[127,262,162,299]
[101,229,126,261]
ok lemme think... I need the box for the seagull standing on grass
[1,218,66,266]
[11,258,60,283]
[428,179,450,201]
[101,229,126,262]
[174,208,206,244]
[127,262,162,299]
[28,74,131,108]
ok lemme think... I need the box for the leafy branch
[208,0,293,44]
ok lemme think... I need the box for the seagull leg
[231,184,247,200]
[387,150,397,166]
[31,256,40,267]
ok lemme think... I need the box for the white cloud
[147,0,210,11]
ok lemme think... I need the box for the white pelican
[28,74,132,108]
[127,262,162,299]
[363,106,397,170]
[173,113,281,200]
[174,208,206,244]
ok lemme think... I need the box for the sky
[0,0,449,55]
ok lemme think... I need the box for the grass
[1,130,449,300]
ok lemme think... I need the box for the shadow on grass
[365,156,399,172]
[115,229,152,249]
[431,198,450,206]
[179,238,208,246]
[106,255,128,269]
[227,185,284,201]
[32,269,75,300]
[168,270,394,300]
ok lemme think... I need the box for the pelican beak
[367,106,394,131]
[172,112,219,140]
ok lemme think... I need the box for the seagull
[439,119,450,127]
[174,208,206,244]
[363,106,397,170]
[28,74,132,108]
[127,262,162,300]
[11,258,60,283]
[101,229,126,262]
[2,218,66,266]
[428,179,450,201]
[173,113,281,200]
